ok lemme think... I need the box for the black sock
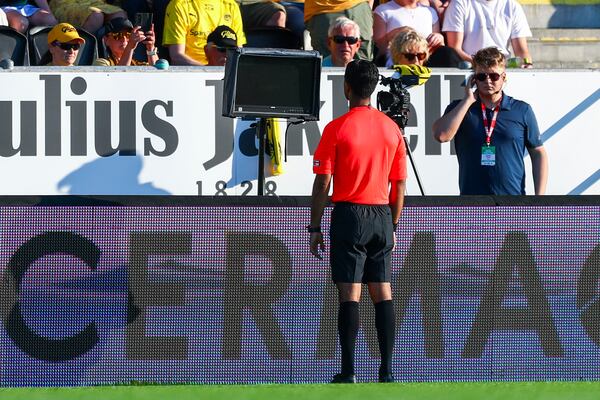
[338,301,360,375]
[375,300,395,375]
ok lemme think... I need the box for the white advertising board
[0,68,598,195]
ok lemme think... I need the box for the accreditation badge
[481,146,496,166]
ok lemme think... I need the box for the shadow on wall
[57,154,170,195]
[226,120,279,192]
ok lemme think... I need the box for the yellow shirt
[304,0,366,22]
[163,0,246,64]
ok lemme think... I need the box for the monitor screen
[235,56,314,115]
[222,48,321,120]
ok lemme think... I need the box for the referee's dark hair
[344,60,379,99]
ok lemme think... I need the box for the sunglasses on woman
[53,42,81,51]
[474,72,502,82]
[332,35,359,45]
[108,31,131,40]
[402,52,427,61]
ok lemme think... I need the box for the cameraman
[432,47,548,195]
[309,60,407,383]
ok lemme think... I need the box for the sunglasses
[474,72,502,82]
[402,52,427,61]
[53,42,81,51]
[108,31,131,40]
[332,35,359,45]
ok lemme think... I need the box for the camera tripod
[377,65,432,196]
[402,133,425,196]
[386,115,426,196]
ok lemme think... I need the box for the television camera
[376,64,431,129]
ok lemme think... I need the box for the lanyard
[480,97,501,146]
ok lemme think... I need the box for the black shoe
[331,373,356,383]
[378,372,395,383]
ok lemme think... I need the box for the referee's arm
[309,173,332,258]
[389,179,406,240]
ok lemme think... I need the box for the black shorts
[330,203,394,283]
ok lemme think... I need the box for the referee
[308,60,407,383]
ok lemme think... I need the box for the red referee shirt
[313,106,407,204]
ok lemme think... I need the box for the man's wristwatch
[392,222,398,231]
[306,225,321,233]
[146,48,158,56]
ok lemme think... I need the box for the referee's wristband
[306,225,321,233]
[392,223,398,231]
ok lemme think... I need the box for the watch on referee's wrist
[306,225,321,233]
[392,222,398,231]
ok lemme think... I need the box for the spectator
[120,0,170,60]
[432,47,548,195]
[50,0,128,35]
[0,0,57,33]
[0,9,8,25]
[442,0,534,67]
[204,25,238,66]
[373,0,443,61]
[389,28,428,66]
[322,17,360,67]
[279,0,304,40]
[236,0,286,29]
[46,22,84,66]
[424,0,450,26]
[162,0,245,66]
[304,0,373,61]
[93,17,158,66]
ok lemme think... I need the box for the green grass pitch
[1,382,599,400]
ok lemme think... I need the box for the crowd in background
[0,0,534,67]
[0,1,549,200]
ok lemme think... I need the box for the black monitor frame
[222,47,321,121]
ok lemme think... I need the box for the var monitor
[222,48,321,121]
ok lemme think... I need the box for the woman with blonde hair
[389,28,429,66]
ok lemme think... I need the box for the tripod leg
[403,136,425,196]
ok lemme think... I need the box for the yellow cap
[47,23,85,45]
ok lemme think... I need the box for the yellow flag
[265,118,284,176]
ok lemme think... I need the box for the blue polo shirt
[445,93,543,195]
[322,55,333,66]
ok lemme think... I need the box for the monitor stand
[256,118,267,196]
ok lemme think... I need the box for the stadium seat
[244,27,301,50]
[28,25,98,66]
[0,26,28,66]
